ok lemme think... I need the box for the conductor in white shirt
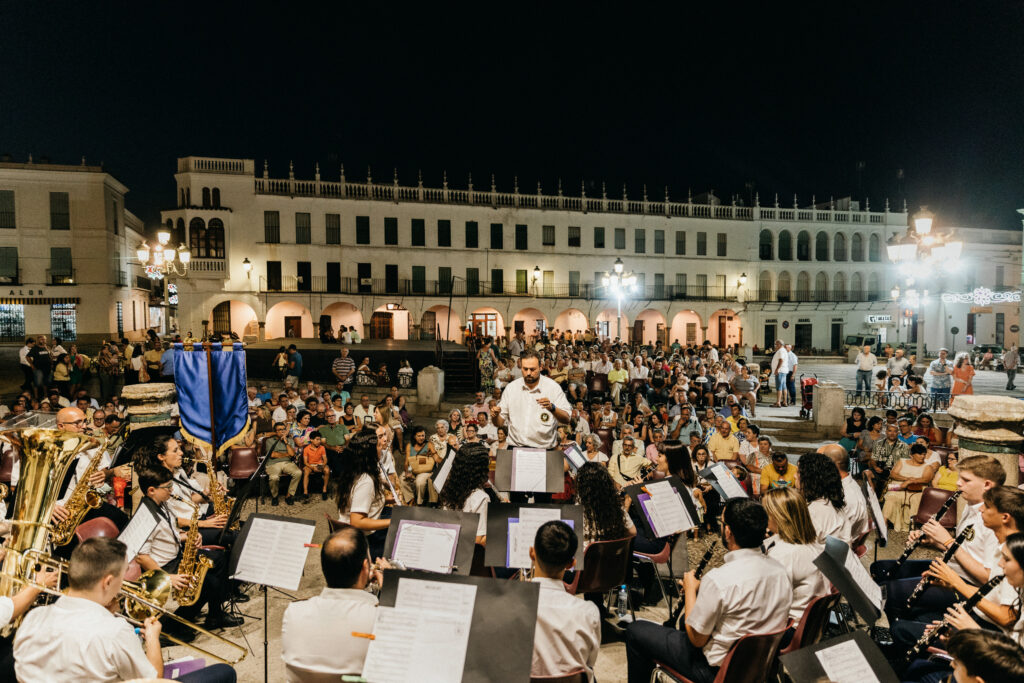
[492,350,571,449]
[282,527,385,682]
[529,520,601,681]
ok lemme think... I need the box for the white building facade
[158,156,1022,355]
[0,159,151,344]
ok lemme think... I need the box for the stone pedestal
[417,365,445,411]
[258,321,266,342]
[813,381,846,438]
[948,395,1023,487]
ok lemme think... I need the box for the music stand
[484,503,585,569]
[813,535,883,626]
[779,631,898,683]
[218,451,270,546]
[862,478,888,562]
[383,506,479,575]
[623,475,701,539]
[698,463,750,501]
[493,449,564,494]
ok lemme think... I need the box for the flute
[886,491,961,580]
[904,524,975,610]
[663,541,717,628]
[904,575,1003,662]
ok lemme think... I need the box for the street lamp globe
[242,257,252,273]
[178,244,191,264]
[162,246,176,263]
[739,273,748,286]
[912,206,935,235]
[157,230,171,246]
[136,242,150,264]
[614,257,624,274]
[891,285,900,300]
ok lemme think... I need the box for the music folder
[698,462,749,501]
[493,448,564,493]
[484,503,585,569]
[862,478,888,547]
[623,475,701,539]
[383,506,479,576]
[779,631,898,683]
[228,512,316,591]
[813,535,883,625]
[377,569,540,683]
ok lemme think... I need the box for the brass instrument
[0,427,100,634]
[0,482,9,500]
[197,447,236,530]
[172,494,213,607]
[50,446,105,546]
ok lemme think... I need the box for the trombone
[9,550,248,665]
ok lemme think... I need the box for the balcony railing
[753,288,882,303]
[259,276,740,301]
[47,269,76,286]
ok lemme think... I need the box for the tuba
[0,427,100,633]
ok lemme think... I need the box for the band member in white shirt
[492,351,571,449]
[335,428,392,560]
[625,499,791,683]
[818,443,870,540]
[529,521,601,681]
[797,452,851,545]
[761,487,830,623]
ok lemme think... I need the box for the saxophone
[51,447,105,545]
[173,494,213,607]
[199,448,235,530]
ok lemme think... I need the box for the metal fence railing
[844,390,950,413]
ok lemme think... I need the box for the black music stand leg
[263,582,269,683]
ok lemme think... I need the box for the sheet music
[433,449,456,493]
[563,442,586,472]
[391,521,460,574]
[507,507,563,568]
[231,516,315,590]
[814,639,880,683]
[117,504,159,561]
[395,577,478,617]
[840,538,883,610]
[362,606,472,683]
[511,448,547,492]
[711,462,748,499]
[863,481,888,544]
[640,484,694,537]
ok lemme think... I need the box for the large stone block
[813,381,846,437]
[948,395,1024,486]
[417,365,445,411]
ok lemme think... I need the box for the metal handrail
[844,389,950,413]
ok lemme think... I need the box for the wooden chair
[595,428,614,458]
[588,373,609,403]
[653,625,790,683]
[529,670,586,683]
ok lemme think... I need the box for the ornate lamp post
[137,230,191,333]
[601,257,637,341]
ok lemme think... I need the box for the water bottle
[616,584,629,619]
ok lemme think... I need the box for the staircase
[753,414,830,457]
[440,349,476,394]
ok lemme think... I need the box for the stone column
[948,395,1023,487]
[417,365,445,412]
[812,381,846,438]
[313,321,320,339]
[258,321,266,342]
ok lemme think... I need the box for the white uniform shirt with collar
[950,502,1000,584]
[764,535,830,622]
[281,587,378,681]
[498,376,572,448]
[530,577,601,681]
[58,445,109,506]
[461,488,489,537]
[14,595,159,683]
[687,547,791,667]
[169,469,210,520]
[806,499,852,545]
[138,499,181,567]
[840,475,870,540]
[338,473,385,525]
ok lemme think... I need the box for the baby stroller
[798,374,818,419]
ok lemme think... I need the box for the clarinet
[904,575,1003,662]
[662,541,717,627]
[886,491,961,580]
[904,524,975,610]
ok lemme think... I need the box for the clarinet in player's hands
[887,490,961,580]
[904,524,975,610]
[904,575,1003,663]
[663,541,717,628]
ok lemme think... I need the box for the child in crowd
[302,431,330,500]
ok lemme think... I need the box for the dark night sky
[2,2,1023,231]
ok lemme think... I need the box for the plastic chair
[530,669,586,683]
[652,625,790,683]
[633,534,680,613]
[228,445,260,480]
[564,537,634,617]
[912,487,958,530]
[779,590,841,655]
[74,517,120,544]
[588,373,609,402]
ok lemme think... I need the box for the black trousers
[625,620,718,683]
[869,559,957,625]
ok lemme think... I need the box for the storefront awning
[0,297,80,305]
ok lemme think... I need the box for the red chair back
[714,627,789,683]
[912,487,958,529]
[588,373,609,394]
[0,444,18,483]
[628,378,646,395]
[780,590,841,655]
[529,670,586,683]
[228,445,260,480]
[563,537,632,595]
[74,517,120,544]
[469,543,494,578]
[595,429,614,457]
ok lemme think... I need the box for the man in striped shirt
[331,347,356,389]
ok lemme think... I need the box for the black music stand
[813,535,884,626]
[493,449,564,494]
[623,475,701,539]
[779,631,898,683]
[218,450,269,546]
[383,506,479,576]
[484,503,585,569]
[862,478,888,562]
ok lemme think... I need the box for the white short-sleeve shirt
[462,488,490,537]
[765,536,831,622]
[771,348,790,374]
[807,499,852,545]
[840,475,870,540]
[339,473,385,525]
[498,376,572,449]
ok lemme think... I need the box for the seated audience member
[798,452,851,545]
[14,537,234,683]
[302,430,330,500]
[264,422,303,505]
[608,436,651,488]
[624,499,791,683]
[761,452,798,491]
[706,420,739,462]
[530,520,601,681]
[282,527,384,681]
[882,443,937,531]
[761,487,830,623]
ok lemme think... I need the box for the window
[635,273,646,291]
[490,223,503,249]
[997,265,1005,287]
[834,233,847,261]
[796,231,810,260]
[676,273,687,295]
[778,231,793,260]
[654,273,665,298]
[466,268,479,296]
[777,272,792,301]
[50,192,70,230]
[614,228,626,249]
[542,225,555,246]
[717,233,727,257]
[411,266,426,294]
[202,188,211,207]
[326,262,341,292]
[491,269,504,294]
[326,214,341,244]
[568,226,581,247]
[357,263,372,293]
[0,247,16,283]
[438,267,452,295]
[0,191,13,229]
[206,218,225,258]
[379,217,396,245]
[116,301,123,338]
[212,188,220,208]
[851,233,864,261]
[569,271,580,297]
[759,230,773,260]
[50,247,72,284]
[51,304,76,341]
[696,274,708,297]
[465,221,478,248]
[594,227,605,249]
[112,200,119,234]
[266,261,282,290]
[263,211,280,243]
[356,216,370,244]
[654,230,665,254]
[297,262,311,292]
[189,218,207,257]
[385,264,399,293]
[868,234,881,261]
[515,224,528,250]
[411,218,425,246]
[635,229,646,254]
[296,213,311,244]
[516,269,528,294]
[676,231,686,255]
[437,220,451,247]
[697,232,707,256]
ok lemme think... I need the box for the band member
[336,429,392,561]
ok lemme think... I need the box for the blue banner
[173,342,250,456]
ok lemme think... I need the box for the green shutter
[0,247,17,277]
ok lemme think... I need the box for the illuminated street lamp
[601,258,637,341]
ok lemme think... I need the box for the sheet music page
[511,448,547,492]
[394,577,478,618]
[712,462,749,499]
[863,482,888,544]
[391,521,460,574]
[118,504,159,561]
[433,450,456,493]
[563,442,586,471]
[814,639,880,683]
[840,539,883,610]
[641,487,693,536]
[645,480,674,497]
[363,605,472,683]
[231,517,315,590]
[507,507,563,568]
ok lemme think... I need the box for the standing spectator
[951,352,975,401]
[854,344,876,398]
[785,343,799,407]
[1003,343,1018,391]
[886,347,911,381]
[97,343,120,400]
[272,346,289,380]
[159,342,176,383]
[770,340,789,407]
[52,354,71,398]
[928,348,953,405]
[27,336,51,400]
[477,337,498,391]
[331,347,356,391]
[143,342,162,381]
[286,344,303,386]
[18,337,34,394]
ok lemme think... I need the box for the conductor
[492,350,571,449]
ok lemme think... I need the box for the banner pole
[204,343,218,455]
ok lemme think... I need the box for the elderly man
[868,423,908,492]
[928,348,952,404]
[785,344,799,407]
[854,344,877,398]
[887,347,911,380]
[707,420,740,462]
[608,360,628,407]
[770,340,790,407]
[1003,343,1019,391]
